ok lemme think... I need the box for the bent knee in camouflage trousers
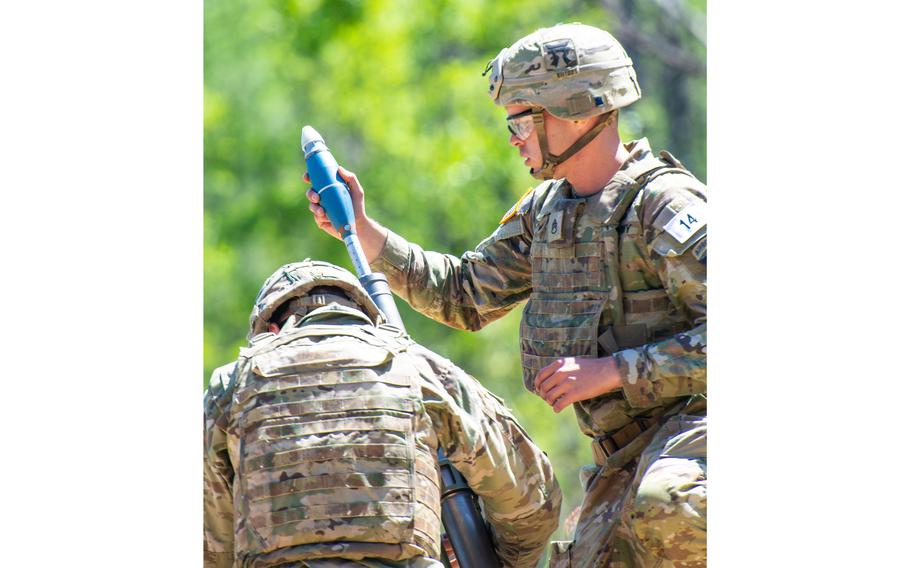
[551,415,706,568]
[628,415,706,567]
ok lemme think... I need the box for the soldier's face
[506,105,543,170]
[505,105,587,173]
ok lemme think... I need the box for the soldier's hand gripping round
[534,356,622,413]
[304,165,389,264]
[304,166,367,240]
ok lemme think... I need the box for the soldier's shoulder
[208,362,237,391]
[530,178,565,216]
[499,180,558,225]
[206,362,239,405]
[489,180,559,245]
[635,162,706,229]
[407,342,492,404]
[204,361,239,419]
[405,342,454,383]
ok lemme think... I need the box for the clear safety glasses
[506,108,540,141]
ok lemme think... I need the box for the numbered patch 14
[663,201,707,244]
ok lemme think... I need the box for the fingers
[303,173,341,239]
[337,166,364,200]
[308,201,326,220]
[336,165,358,187]
[552,394,574,413]
[539,377,571,406]
[534,358,563,392]
[534,357,585,412]
[308,202,339,238]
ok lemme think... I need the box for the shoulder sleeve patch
[662,200,706,244]
[490,217,524,241]
[499,186,535,225]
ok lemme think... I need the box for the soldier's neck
[560,133,630,196]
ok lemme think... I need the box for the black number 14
[679,214,698,231]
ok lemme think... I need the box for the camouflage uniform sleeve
[411,345,562,568]
[615,177,708,408]
[369,186,545,331]
[204,363,237,568]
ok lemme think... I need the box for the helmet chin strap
[530,111,613,180]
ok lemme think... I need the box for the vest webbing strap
[601,150,697,334]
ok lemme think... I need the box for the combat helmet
[484,23,641,179]
[248,259,383,339]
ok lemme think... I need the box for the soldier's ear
[268,322,280,334]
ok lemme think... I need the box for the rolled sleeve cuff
[615,348,659,408]
[370,229,410,274]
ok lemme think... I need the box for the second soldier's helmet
[485,23,641,120]
[248,260,383,339]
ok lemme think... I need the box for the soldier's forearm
[355,215,390,264]
[615,323,707,407]
[369,229,532,331]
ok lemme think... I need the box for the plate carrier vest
[227,323,441,566]
[519,151,697,438]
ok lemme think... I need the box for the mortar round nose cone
[301,125,323,149]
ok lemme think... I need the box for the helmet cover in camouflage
[486,23,641,120]
[248,259,383,338]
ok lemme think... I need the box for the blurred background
[205,0,705,556]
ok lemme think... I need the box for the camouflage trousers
[551,414,707,568]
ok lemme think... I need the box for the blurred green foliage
[205,0,705,553]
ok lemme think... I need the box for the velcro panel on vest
[523,295,603,330]
[529,243,605,291]
[253,501,414,527]
[521,287,606,389]
[235,369,413,407]
[245,439,412,472]
[246,427,408,457]
[521,297,603,386]
[241,396,415,428]
[246,470,411,501]
[250,342,394,378]
[530,241,602,259]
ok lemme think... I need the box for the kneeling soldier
[204,260,561,568]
